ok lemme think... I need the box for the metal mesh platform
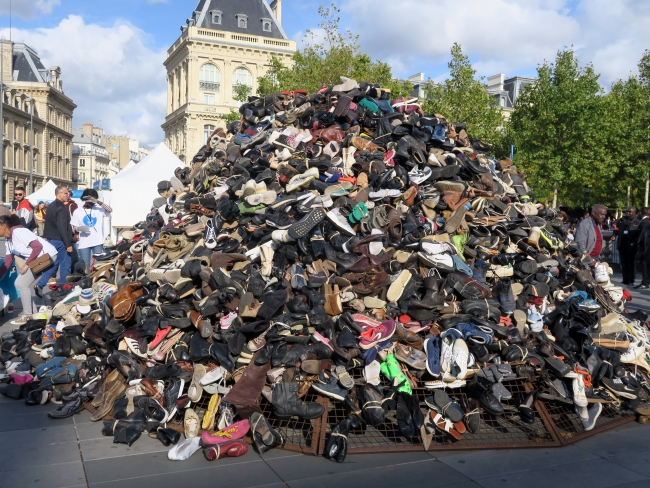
[319,379,560,454]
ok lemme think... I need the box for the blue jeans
[78,245,104,272]
[37,240,70,288]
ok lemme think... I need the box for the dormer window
[211,10,222,25]
[261,18,272,32]
[236,14,248,29]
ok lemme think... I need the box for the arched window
[232,67,252,88]
[199,64,220,92]
[204,125,215,145]
[236,14,248,28]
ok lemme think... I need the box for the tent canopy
[27,180,58,205]
[110,143,183,228]
[112,160,136,180]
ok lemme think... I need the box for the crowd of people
[0,185,112,323]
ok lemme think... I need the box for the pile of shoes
[2,77,650,463]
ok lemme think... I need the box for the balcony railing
[200,81,220,92]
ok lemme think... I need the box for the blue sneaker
[424,336,441,377]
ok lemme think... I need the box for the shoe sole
[311,384,346,401]
[386,270,412,302]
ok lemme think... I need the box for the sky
[0,0,648,147]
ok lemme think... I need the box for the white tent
[110,143,183,228]
[112,160,136,180]
[27,180,57,205]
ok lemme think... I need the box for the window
[262,18,272,32]
[236,14,248,28]
[199,64,220,92]
[232,67,252,88]
[79,159,86,167]
[80,172,85,182]
[204,95,215,105]
[204,125,215,145]
[211,10,222,24]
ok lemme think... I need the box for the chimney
[270,0,282,25]
[487,74,504,92]
[82,122,93,139]
[0,40,13,85]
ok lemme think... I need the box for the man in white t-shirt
[70,189,112,272]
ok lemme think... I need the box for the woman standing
[0,214,57,324]
[34,201,47,236]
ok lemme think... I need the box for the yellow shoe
[202,393,221,431]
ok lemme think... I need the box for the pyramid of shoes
[2,78,650,462]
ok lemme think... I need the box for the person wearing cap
[70,189,113,272]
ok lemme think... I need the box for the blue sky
[0,0,647,146]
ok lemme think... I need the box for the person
[616,207,641,285]
[635,208,650,289]
[574,204,608,259]
[65,190,80,271]
[11,186,36,231]
[71,188,112,272]
[0,214,57,324]
[37,185,73,295]
[34,201,47,236]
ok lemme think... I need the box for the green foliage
[218,83,250,124]
[256,5,412,98]
[421,43,505,146]
[507,48,609,206]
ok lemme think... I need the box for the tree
[218,83,251,124]
[421,43,505,146]
[507,48,609,206]
[256,5,412,98]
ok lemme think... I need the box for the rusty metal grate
[539,399,635,445]
[320,378,560,454]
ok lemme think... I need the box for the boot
[527,227,541,249]
[410,278,444,310]
[271,381,324,419]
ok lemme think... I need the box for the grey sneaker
[581,403,602,431]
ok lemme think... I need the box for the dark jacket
[43,199,73,248]
[616,216,641,251]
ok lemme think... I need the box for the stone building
[0,41,76,200]
[162,0,296,164]
[71,123,110,190]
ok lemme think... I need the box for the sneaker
[423,336,441,378]
[204,219,217,249]
[601,377,640,400]
[286,168,319,192]
[311,370,347,401]
[359,320,396,349]
[572,376,588,407]
[594,263,609,283]
[581,403,603,431]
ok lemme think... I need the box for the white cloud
[334,0,649,87]
[1,15,167,146]
[0,0,60,19]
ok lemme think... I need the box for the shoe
[359,320,396,349]
[311,370,347,401]
[423,336,441,377]
[48,390,86,419]
[272,381,324,419]
[250,412,284,454]
[581,403,603,431]
[601,377,639,400]
[202,440,248,461]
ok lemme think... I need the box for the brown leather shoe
[395,322,424,349]
[91,369,121,408]
[402,186,418,206]
[91,380,126,421]
[351,136,380,153]
[388,208,403,240]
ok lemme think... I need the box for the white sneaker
[573,376,588,408]
[621,334,645,363]
[594,263,609,283]
[363,361,381,386]
[451,338,469,380]
[581,403,603,431]
[204,219,217,249]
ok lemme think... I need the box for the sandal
[430,411,462,441]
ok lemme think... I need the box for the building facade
[162,0,296,164]
[104,135,151,169]
[71,123,110,190]
[0,41,76,200]
[487,74,536,118]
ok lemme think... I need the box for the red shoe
[359,320,396,349]
[148,326,171,350]
[202,440,248,461]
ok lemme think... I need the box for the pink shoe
[220,312,237,330]
[351,313,382,329]
[200,419,250,445]
[11,373,33,385]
